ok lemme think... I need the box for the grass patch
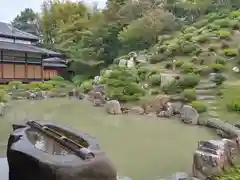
[216,85,240,123]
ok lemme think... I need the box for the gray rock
[105,100,122,115]
[180,105,199,125]
[131,106,144,115]
[7,121,117,180]
[170,102,183,114]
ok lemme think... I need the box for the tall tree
[11,8,41,36]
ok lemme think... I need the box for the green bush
[214,19,231,28]
[27,82,42,90]
[208,44,220,52]
[211,73,226,85]
[215,56,227,65]
[198,66,212,76]
[223,48,237,57]
[72,75,88,86]
[149,54,166,64]
[102,67,145,102]
[191,100,207,113]
[217,30,231,39]
[180,63,197,74]
[149,74,161,86]
[39,83,54,90]
[80,80,93,93]
[181,89,196,102]
[51,76,64,81]
[178,74,200,89]
[8,81,22,89]
[193,19,209,28]
[0,89,8,103]
[162,80,181,94]
[174,60,184,67]
[209,63,225,73]
[179,41,197,54]
[227,99,240,113]
[195,34,210,43]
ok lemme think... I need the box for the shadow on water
[0,99,217,180]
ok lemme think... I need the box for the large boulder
[7,121,117,180]
[192,139,239,179]
[105,100,122,115]
[180,105,199,125]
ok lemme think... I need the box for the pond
[0,98,216,180]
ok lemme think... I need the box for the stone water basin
[7,121,117,180]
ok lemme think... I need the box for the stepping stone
[208,106,218,110]
[196,84,216,90]
[208,111,219,118]
[196,89,215,95]
[197,95,216,100]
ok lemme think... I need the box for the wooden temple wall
[0,63,43,79]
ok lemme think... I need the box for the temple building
[0,21,67,82]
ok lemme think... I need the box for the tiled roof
[0,41,61,56]
[0,22,39,40]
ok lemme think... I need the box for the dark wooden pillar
[25,52,27,81]
[1,50,3,79]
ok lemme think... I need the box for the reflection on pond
[26,129,70,156]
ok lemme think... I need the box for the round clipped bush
[51,76,65,81]
[181,89,196,102]
[149,54,166,64]
[178,74,200,89]
[27,82,42,90]
[39,83,54,90]
[209,63,225,73]
[175,60,184,67]
[149,74,161,86]
[8,81,22,89]
[217,30,231,39]
[191,100,207,113]
[227,100,240,113]
[223,48,237,57]
[80,80,93,93]
[180,63,197,74]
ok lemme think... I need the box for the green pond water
[0,99,216,180]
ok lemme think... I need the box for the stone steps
[197,95,216,101]
[196,89,215,95]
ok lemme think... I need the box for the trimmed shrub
[80,80,93,93]
[39,83,54,90]
[27,82,42,90]
[149,74,161,86]
[162,80,181,94]
[0,89,8,103]
[215,56,227,65]
[198,66,212,76]
[51,76,64,81]
[8,81,22,89]
[149,54,166,64]
[180,63,197,74]
[227,100,240,113]
[175,60,184,67]
[209,63,225,73]
[214,19,231,28]
[223,48,237,57]
[178,74,200,89]
[72,75,89,86]
[181,89,196,102]
[191,100,207,113]
[217,30,231,39]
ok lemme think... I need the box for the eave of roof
[43,63,67,68]
[43,57,66,63]
[0,41,61,56]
